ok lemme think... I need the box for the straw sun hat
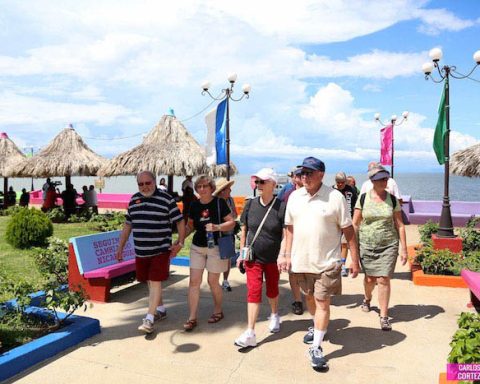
[213,177,235,196]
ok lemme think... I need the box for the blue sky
[1,0,479,175]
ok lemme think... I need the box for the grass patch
[0,216,99,302]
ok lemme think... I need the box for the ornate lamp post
[201,73,251,180]
[422,48,480,238]
[374,111,409,179]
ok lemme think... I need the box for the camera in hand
[239,261,246,274]
[51,181,62,187]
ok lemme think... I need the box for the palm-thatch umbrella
[98,115,236,191]
[451,143,480,177]
[0,132,26,208]
[5,125,107,188]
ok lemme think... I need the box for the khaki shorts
[190,244,229,273]
[294,262,342,300]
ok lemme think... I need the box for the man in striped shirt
[116,171,185,334]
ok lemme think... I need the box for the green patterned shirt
[355,191,400,248]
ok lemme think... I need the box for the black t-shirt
[240,197,286,264]
[334,184,357,218]
[189,197,231,247]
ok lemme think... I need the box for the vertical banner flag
[205,99,227,166]
[433,82,447,165]
[380,124,393,166]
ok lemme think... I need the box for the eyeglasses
[254,180,266,185]
[376,177,389,182]
[300,171,314,177]
[137,181,153,187]
[196,184,210,189]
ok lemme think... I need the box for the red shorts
[135,253,171,282]
[245,261,280,303]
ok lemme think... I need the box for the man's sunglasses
[300,170,315,177]
[137,181,153,187]
[254,179,267,185]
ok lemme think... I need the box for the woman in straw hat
[213,177,238,292]
[352,165,407,331]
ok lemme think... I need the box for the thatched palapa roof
[450,143,480,178]
[98,115,236,177]
[5,125,107,178]
[0,132,26,176]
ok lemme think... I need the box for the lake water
[4,172,480,202]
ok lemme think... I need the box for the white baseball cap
[250,168,277,189]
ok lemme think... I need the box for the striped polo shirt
[125,189,183,257]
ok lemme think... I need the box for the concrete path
[6,226,472,384]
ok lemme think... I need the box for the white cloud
[415,8,476,35]
[0,91,142,126]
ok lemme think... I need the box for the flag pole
[438,72,455,237]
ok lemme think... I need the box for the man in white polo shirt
[278,156,360,371]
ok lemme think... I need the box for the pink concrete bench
[461,269,480,312]
[69,231,136,302]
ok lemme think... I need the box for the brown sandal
[207,312,224,323]
[183,319,197,331]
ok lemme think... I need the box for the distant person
[42,185,60,212]
[19,188,30,207]
[158,177,168,191]
[279,156,360,371]
[88,185,98,214]
[360,162,402,201]
[234,168,286,348]
[7,186,16,206]
[347,175,360,195]
[181,186,197,221]
[61,184,78,218]
[352,165,407,331]
[333,172,358,277]
[213,177,238,292]
[116,171,185,334]
[181,175,193,193]
[42,178,51,201]
[276,168,297,201]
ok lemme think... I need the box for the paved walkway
[6,226,472,384]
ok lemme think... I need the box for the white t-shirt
[359,178,401,199]
[285,184,352,274]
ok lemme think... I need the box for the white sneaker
[234,331,257,347]
[138,318,154,334]
[268,314,280,333]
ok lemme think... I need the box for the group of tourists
[41,178,98,216]
[115,156,407,371]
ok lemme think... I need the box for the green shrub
[45,207,66,223]
[415,246,464,276]
[459,217,480,255]
[0,206,23,217]
[418,220,439,246]
[89,211,125,232]
[33,237,69,285]
[448,312,480,364]
[5,208,53,248]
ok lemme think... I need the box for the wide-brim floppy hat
[368,165,391,181]
[213,177,235,196]
[250,168,277,189]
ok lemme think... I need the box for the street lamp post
[201,73,251,181]
[423,48,480,238]
[374,111,409,179]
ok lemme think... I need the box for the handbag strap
[247,197,277,247]
[217,197,225,238]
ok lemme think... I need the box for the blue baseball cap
[298,156,325,172]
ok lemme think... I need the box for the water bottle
[206,229,215,249]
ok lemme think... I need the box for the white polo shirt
[285,184,352,274]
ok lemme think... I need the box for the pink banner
[380,124,393,166]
